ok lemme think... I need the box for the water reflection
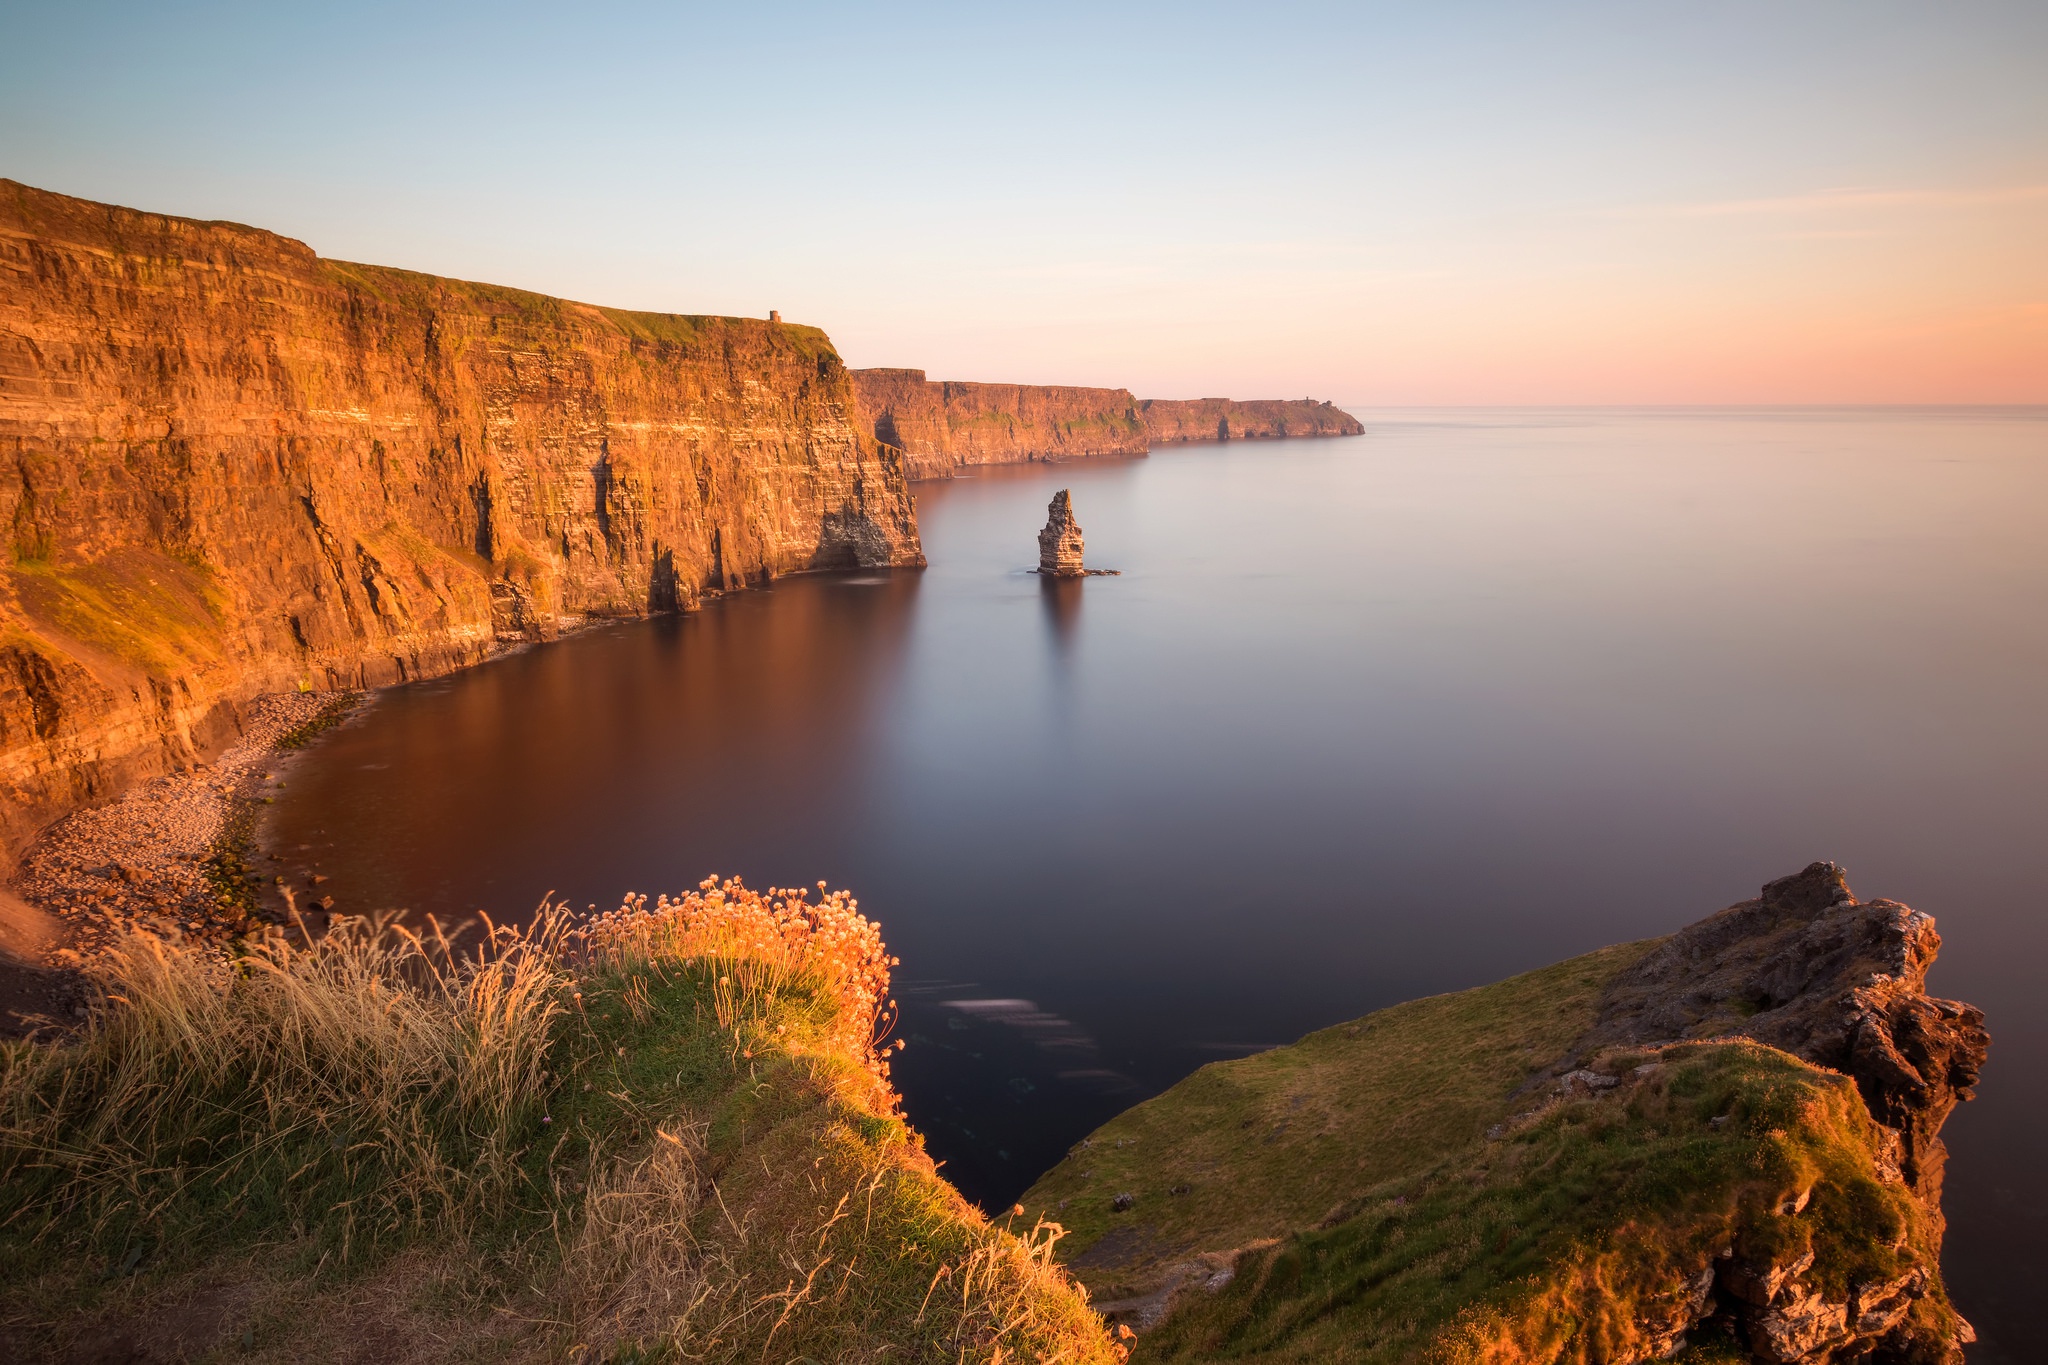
[1039,573,1084,654]
[264,569,923,923]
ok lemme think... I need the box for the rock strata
[1037,491,1087,576]
[0,179,922,866]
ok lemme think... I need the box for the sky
[3,1,2045,405]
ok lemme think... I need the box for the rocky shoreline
[0,691,357,1035]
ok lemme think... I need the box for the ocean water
[266,410,2047,1357]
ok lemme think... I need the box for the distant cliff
[850,370,1360,479]
[1139,396,1362,443]
[0,180,922,866]
[848,369,1148,479]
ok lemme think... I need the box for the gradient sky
[4,1,2045,404]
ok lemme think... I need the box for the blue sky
[4,1,2045,402]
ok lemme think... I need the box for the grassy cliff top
[0,881,1116,1363]
[1021,940,1661,1285]
[1026,923,1966,1362]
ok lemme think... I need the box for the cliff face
[849,370,1362,479]
[0,180,922,866]
[848,369,1148,479]
[1138,396,1363,443]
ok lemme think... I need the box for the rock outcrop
[849,370,1361,479]
[0,180,922,867]
[1137,397,1362,444]
[1575,861,1988,1218]
[1037,490,1086,576]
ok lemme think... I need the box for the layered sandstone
[1037,490,1086,576]
[1138,397,1363,443]
[849,369,1148,479]
[0,180,921,866]
[849,370,1362,479]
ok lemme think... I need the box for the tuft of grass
[0,880,1119,1363]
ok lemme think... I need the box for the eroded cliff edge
[0,180,922,866]
[849,368,1361,479]
[1025,863,1988,1364]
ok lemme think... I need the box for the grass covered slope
[1023,884,1974,1364]
[1019,942,1659,1297]
[1139,1041,1955,1363]
[0,881,1118,1363]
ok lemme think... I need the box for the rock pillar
[1038,490,1086,576]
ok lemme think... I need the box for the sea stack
[1038,489,1087,576]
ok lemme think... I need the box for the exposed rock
[1724,1248,1816,1308]
[1031,867,1985,1365]
[1577,861,1988,1213]
[1038,491,1087,576]
[1746,1282,1852,1363]
[1565,862,1987,1363]
[0,179,923,866]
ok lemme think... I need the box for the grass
[0,880,1119,1363]
[1139,1041,1951,1363]
[6,548,229,678]
[1026,937,1962,1363]
[1020,941,1660,1291]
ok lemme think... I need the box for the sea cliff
[849,368,1150,479]
[1139,395,1363,444]
[849,369,1362,480]
[0,181,922,867]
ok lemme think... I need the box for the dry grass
[0,879,1120,1363]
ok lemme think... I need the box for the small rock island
[1036,489,1116,577]
[1038,489,1087,576]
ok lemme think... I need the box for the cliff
[849,368,1149,479]
[0,180,922,868]
[1023,864,1987,1364]
[849,369,1362,479]
[1138,396,1363,444]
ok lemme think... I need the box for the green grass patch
[1140,1042,1944,1363]
[1022,940,1660,1289]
